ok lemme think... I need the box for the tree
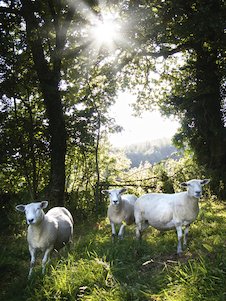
[0,4,50,197]
[20,0,75,206]
[0,0,101,205]
[64,59,120,212]
[3,0,225,204]
[1,1,125,213]
[0,94,49,198]
[119,0,226,196]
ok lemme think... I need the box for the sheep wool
[134,179,210,254]
[102,188,137,240]
[16,201,73,278]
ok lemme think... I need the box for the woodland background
[0,0,225,212]
[1,1,226,300]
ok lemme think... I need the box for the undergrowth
[1,198,226,300]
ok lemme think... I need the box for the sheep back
[122,194,137,205]
[45,207,74,250]
[135,191,199,230]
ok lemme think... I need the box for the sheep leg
[28,246,36,278]
[135,222,142,240]
[110,222,116,241]
[183,225,190,247]
[176,226,183,255]
[42,247,53,274]
[118,223,125,239]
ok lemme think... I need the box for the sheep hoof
[111,234,116,242]
[177,251,183,258]
[118,235,123,240]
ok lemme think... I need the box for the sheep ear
[119,188,127,194]
[16,205,26,212]
[40,201,48,209]
[180,182,188,188]
[200,179,210,185]
[101,190,109,195]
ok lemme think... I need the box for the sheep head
[180,179,210,198]
[16,201,48,225]
[101,188,127,206]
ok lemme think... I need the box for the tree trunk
[94,112,101,213]
[21,0,67,206]
[41,78,66,206]
[192,45,226,196]
[25,96,38,199]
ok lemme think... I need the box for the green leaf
[202,243,213,252]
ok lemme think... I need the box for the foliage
[1,0,226,201]
[1,1,226,298]
[0,0,123,205]
[0,94,49,198]
[102,151,206,198]
[119,0,226,196]
[64,139,132,218]
[119,138,180,167]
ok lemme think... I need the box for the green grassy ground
[1,198,226,301]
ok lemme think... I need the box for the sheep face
[16,201,48,225]
[102,188,127,206]
[180,179,210,199]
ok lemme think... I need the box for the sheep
[15,201,73,278]
[134,179,210,255]
[102,188,137,240]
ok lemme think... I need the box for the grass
[1,198,226,301]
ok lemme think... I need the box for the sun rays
[90,12,122,52]
[70,0,126,57]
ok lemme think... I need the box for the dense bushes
[0,151,214,230]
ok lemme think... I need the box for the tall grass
[160,255,226,301]
[1,198,226,301]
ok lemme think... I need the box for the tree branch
[140,42,194,58]
[0,7,19,14]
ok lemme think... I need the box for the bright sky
[109,92,180,147]
[87,10,180,147]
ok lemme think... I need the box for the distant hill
[117,138,180,167]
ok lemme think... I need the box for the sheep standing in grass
[134,179,210,255]
[16,201,73,278]
[102,188,137,240]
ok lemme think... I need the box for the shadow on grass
[2,200,226,301]
[0,232,30,301]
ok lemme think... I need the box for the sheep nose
[113,200,118,205]
[195,191,201,197]
[28,219,34,224]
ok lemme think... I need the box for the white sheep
[16,201,74,278]
[134,179,210,255]
[102,188,137,240]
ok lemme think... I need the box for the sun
[90,13,122,51]
[93,19,118,44]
